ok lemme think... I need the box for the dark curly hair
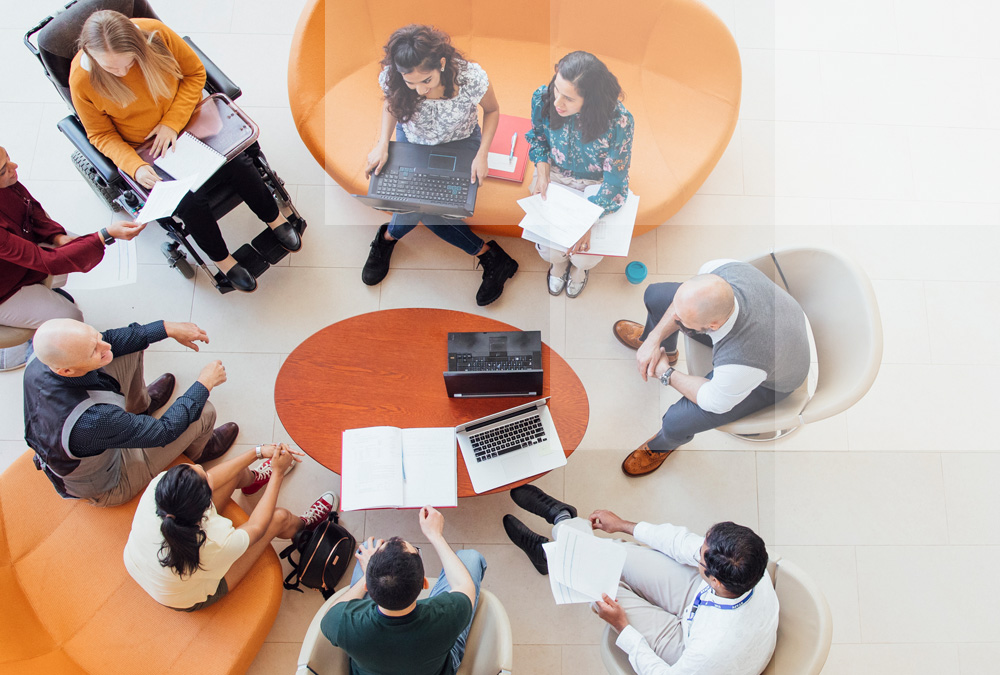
[154,464,213,578]
[541,51,623,143]
[703,522,768,596]
[380,24,467,123]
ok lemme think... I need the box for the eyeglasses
[674,318,705,337]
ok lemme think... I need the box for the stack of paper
[518,183,640,257]
[542,525,627,605]
[340,426,457,511]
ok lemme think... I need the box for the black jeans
[174,153,279,262]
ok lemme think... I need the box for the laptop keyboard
[469,414,547,462]
[374,167,470,205]
[456,354,535,371]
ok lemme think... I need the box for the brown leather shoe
[196,422,239,464]
[621,435,675,477]
[143,373,175,415]
[612,321,679,365]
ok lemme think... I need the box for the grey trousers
[89,350,216,507]
[639,282,791,452]
[553,518,702,664]
[0,282,82,328]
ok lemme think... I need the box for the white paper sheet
[487,152,518,173]
[519,187,639,258]
[63,237,138,290]
[544,526,627,604]
[340,427,404,511]
[134,175,198,223]
[517,182,604,248]
[153,132,225,190]
[401,427,458,508]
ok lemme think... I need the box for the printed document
[340,426,457,511]
[543,525,627,605]
[153,132,226,190]
[517,182,604,248]
[519,185,639,257]
[134,174,198,223]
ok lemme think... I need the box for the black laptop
[444,331,543,398]
[353,140,479,218]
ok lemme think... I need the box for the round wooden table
[275,308,589,497]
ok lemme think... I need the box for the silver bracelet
[255,445,263,460]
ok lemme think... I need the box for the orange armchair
[288,0,741,238]
[0,451,282,675]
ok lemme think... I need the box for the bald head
[675,274,735,328]
[33,319,107,373]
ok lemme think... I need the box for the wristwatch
[99,227,115,245]
[659,367,675,387]
[255,445,263,460]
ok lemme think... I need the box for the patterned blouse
[525,85,634,216]
[379,61,489,146]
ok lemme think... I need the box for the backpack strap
[279,540,305,593]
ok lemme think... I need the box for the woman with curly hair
[527,51,635,298]
[362,24,519,307]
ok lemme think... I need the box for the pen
[508,132,517,164]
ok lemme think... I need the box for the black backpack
[279,511,356,599]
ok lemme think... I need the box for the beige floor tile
[189,265,380,353]
[925,282,1000,365]
[820,643,958,675]
[514,645,562,674]
[769,546,861,643]
[959,643,1000,675]
[697,122,745,195]
[562,644,606,674]
[667,194,775,228]
[656,225,777,277]
[828,198,999,228]
[566,358,663,452]
[846,364,999,452]
[597,228,658,276]
[246,641,302,675]
[761,452,948,546]
[857,546,999,642]
[942,454,1000,545]
[566,449,760,537]
[870,280,931,365]
[262,581,327,643]
[474,543,605,645]
[562,276,655,360]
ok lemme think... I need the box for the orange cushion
[288,0,741,238]
[0,451,283,674]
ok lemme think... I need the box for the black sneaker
[475,240,518,306]
[503,514,550,575]
[362,223,397,286]
[510,484,578,525]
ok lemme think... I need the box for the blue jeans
[349,548,488,670]
[387,124,486,256]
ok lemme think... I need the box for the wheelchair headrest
[35,0,160,106]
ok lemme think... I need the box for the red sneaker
[241,459,272,495]
[299,491,338,530]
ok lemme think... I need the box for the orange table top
[274,308,590,498]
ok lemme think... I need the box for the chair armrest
[56,115,118,183]
[184,36,241,100]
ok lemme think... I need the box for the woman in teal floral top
[526,51,634,298]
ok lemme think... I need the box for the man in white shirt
[503,485,779,675]
[613,259,810,476]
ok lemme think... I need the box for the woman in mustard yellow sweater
[69,10,301,292]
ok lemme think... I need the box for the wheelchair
[23,0,307,293]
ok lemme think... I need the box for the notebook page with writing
[153,132,226,190]
[340,427,404,511]
[400,427,458,508]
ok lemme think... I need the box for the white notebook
[153,132,226,190]
[340,426,457,511]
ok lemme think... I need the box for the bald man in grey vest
[613,259,809,476]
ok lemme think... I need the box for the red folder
[487,114,533,182]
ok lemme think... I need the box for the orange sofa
[288,0,741,238]
[0,451,282,675]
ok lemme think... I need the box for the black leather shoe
[475,240,518,306]
[503,514,550,575]
[272,221,302,252]
[362,223,397,286]
[224,263,257,292]
[196,422,239,464]
[143,373,175,415]
[510,484,577,525]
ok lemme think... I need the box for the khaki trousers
[89,350,215,507]
[0,282,82,328]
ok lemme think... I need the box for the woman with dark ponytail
[124,443,337,611]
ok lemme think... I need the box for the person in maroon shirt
[0,145,144,328]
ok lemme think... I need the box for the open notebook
[153,132,226,190]
[340,426,457,511]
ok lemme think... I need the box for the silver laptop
[456,398,566,494]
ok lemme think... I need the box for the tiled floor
[2,0,999,673]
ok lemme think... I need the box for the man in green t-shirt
[321,506,487,675]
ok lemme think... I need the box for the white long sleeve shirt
[615,522,779,675]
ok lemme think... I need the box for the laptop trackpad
[501,453,534,481]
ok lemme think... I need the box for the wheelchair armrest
[56,115,119,184]
[184,37,242,100]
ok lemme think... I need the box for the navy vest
[23,357,126,499]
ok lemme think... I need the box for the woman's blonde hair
[78,10,183,108]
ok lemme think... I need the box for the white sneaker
[299,491,338,530]
[566,269,590,298]
[547,264,568,295]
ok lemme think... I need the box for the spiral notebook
[153,132,226,190]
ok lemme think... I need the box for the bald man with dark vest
[613,259,809,476]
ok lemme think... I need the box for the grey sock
[553,509,573,524]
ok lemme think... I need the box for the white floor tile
[959,643,1000,675]
[941,454,1000,545]
[734,0,774,50]
[738,48,774,121]
[925,282,1000,365]
[0,102,44,178]
[231,0,309,35]
[774,0,898,53]
[893,0,1000,58]
[870,280,931,365]
[821,643,958,675]
[696,122,745,195]
[0,29,64,104]
[769,545,861,643]
[908,127,1000,203]
[775,51,826,122]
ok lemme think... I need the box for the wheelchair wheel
[160,241,195,279]
[70,150,123,212]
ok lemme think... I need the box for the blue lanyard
[686,587,754,636]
